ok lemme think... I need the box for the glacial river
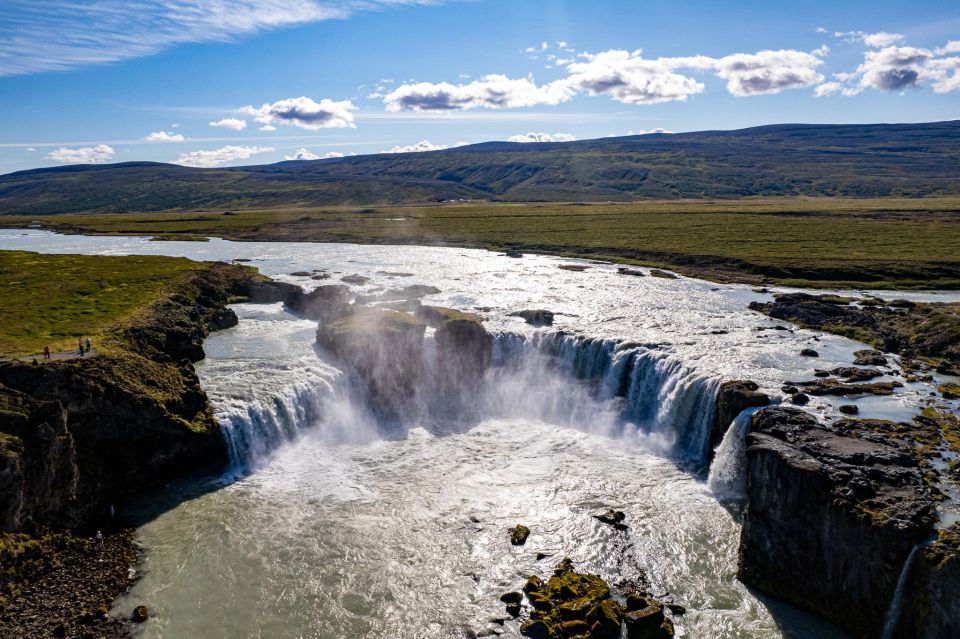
[4,230,959,639]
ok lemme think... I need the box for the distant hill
[2,121,960,214]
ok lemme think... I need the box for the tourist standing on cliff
[78,338,84,356]
[42,346,50,360]
[85,337,91,353]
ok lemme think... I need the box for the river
[5,229,959,638]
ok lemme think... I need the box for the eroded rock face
[317,308,426,419]
[738,406,936,638]
[288,284,351,322]
[710,381,769,455]
[417,306,492,395]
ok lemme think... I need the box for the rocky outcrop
[738,406,936,638]
[416,306,492,394]
[317,308,426,418]
[510,310,555,327]
[710,381,769,455]
[893,524,960,639]
[749,293,960,370]
[287,284,351,322]
[0,263,258,533]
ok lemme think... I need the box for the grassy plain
[5,197,960,289]
[0,251,206,356]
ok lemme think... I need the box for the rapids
[4,229,959,638]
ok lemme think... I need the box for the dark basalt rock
[800,348,819,357]
[790,392,810,405]
[854,349,887,366]
[510,309,555,327]
[617,267,645,277]
[593,510,628,531]
[510,524,531,546]
[244,279,303,306]
[131,605,149,623]
[738,406,936,638]
[839,404,859,415]
[288,284,351,322]
[341,274,370,285]
[749,293,960,371]
[711,380,770,456]
[648,269,677,279]
[829,366,885,382]
[785,378,902,397]
[356,284,441,304]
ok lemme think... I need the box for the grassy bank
[0,251,208,357]
[5,197,959,288]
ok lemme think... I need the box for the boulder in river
[785,378,901,397]
[510,309,555,327]
[738,406,935,638]
[510,524,531,545]
[132,605,150,623]
[341,274,370,285]
[617,267,645,277]
[648,269,677,279]
[853,349,887,366]
[592,510,628,531]
[799,348,819,357]
[838,404,859,415]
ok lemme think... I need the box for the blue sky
[1,0,958,173]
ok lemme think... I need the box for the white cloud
[176,144,273,168]
[710,49,825,96]
[816,40,960,96]
[816,26,828,34]
[835,31,904,48]
[507,132,576,143]
[561,50,706,104]
[210,117,248,130]
[386,46,827,112]
[25,147,36,152]
[283,147,343,160]
[259,124,277,131]
[144,130,185,142]
[0,1,447,76]
[47,144,115,164]
[240,96,356,129]
[382,140,450,153]
[384,75,573,111]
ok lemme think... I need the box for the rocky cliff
[892,523,960,639]
[738,406,937,638]
[0,262,260,533]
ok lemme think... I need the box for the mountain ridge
[2,121,959,214]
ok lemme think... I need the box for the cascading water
[880,544,922,639]
[490,331,721,461]
[708,407,762,500]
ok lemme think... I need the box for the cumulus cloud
[144,130,185,142]
[384,75,572,111]
[561,50,706,104]
[176,145,273,167]
[241,96,356,129]
[0,1,447,76]
[47,144,115,164]
[259,124,277,131]
[385,46,828,111]
[710,49,825,96]
[210,117,248,130]
[382,140,451,153]
[816,38,960,96]
[507,132,576,143]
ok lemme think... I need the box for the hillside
[2,121,960,214]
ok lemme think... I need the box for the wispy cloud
[177,144,273,167]
[0,1,445,76]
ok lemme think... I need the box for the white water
[880,544,922,639]
[5,229,959,638]
[708,408,764,501]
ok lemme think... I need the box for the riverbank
[3,196,959,289]
[0,251,272,636]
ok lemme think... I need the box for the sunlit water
[4,230,959,638]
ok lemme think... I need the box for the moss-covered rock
[510,524,531,546]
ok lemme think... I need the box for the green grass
[0,251,207,356]
[6,196,960,288]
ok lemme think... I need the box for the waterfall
[880,544,922,639]
[491,331,720,461]
[708,407,761,500]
